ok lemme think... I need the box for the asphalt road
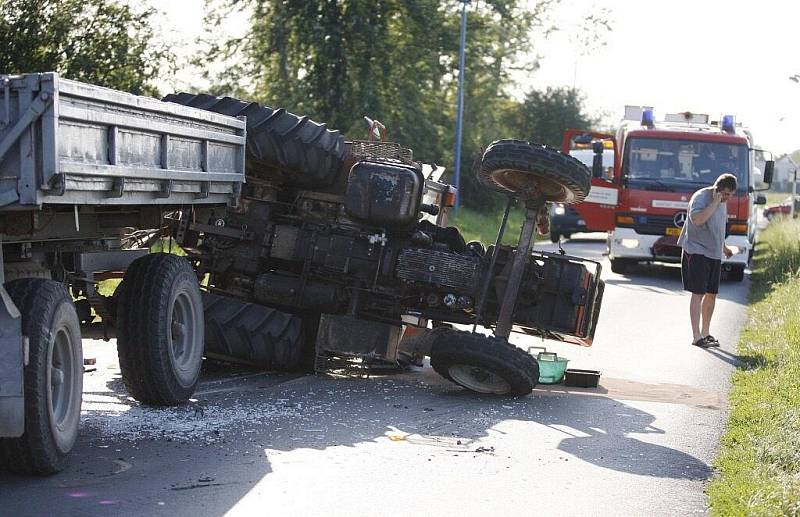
[0,234,750,517]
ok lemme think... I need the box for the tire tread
[0,279,81,475]
[430,329,539,396]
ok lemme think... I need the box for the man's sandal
[703,335,720,347]
[691,337,710,348]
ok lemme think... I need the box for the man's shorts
[681,251,721,294]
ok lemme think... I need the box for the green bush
[449,205,550,247]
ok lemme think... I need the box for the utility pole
[452,0,469,210]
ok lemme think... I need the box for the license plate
[577,219,585,225]
[665,227,681,236]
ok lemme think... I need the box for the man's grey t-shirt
[677,187,727,260]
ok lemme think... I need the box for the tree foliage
[204,0,604,207]
[0,0,172,95]
[512,86,599,148]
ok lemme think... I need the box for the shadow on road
[0,361,713,515]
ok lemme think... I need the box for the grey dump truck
[0,72,603,475]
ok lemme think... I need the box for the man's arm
[689,190,722,226]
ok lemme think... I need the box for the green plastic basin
[528,347,569,384]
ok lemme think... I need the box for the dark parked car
[764,195,800,221]
[549,202,587,242]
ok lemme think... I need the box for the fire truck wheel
[116,254,204,406]
[430,330,538,396]
[477,140,591,204]
[610,258,632,274]
[202,292,313,372]
[727,265,745,282]
[550,232,561,243]
[163,93,345,189]
[1,279,82,475]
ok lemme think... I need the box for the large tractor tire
[162,92,345,188]
[0,279,82,475]
[477,139,591,204]
[202,292,315,372]
[430,329,539,396]
[116,254,204,406]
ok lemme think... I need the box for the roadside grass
[449,204,550,246]
[708,217,800,515]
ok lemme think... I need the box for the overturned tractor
[116,93,604,397]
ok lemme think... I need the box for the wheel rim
[168,289,200,386]
[49,326,76,450]
[487,169,575,203]
[448,364,512,394]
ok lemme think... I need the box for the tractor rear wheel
[162,93,345,188]
[202,292,315,372]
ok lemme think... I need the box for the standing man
[677,173,737,347]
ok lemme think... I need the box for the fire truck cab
[563,106,773,281]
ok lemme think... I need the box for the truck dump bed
[0,72,245,208]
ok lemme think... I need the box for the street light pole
[453,0,469,210]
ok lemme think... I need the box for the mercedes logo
[673,211,688,227]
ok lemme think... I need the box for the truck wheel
[162,93,345,188]
[202,292,313,371]
[0,279,82,475]
[550,232,561,243]
[116,254,204,406]
[477,140,591,204]
[430,330,538,396]
[610,258,631,274]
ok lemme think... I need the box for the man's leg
[701,293,717,338]
[690,293,704,343]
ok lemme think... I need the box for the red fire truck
[562,106,773,281]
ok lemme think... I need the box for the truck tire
[610,258,631,274]
[429,330,539,396]
[477,140,591,204]
[202,292,314,371]
[116,254,204,406]
[550,232,561,243]
[162,93,345,188]
[727,265,745,282]
[0,279,82,475]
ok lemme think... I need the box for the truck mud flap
[0,286,24,437]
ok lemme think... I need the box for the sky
[154,0,800,156]
[533,0,800,156]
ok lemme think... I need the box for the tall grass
[709,218,800,515]
[755,218,800,285]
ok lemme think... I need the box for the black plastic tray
[563,368,601,388]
